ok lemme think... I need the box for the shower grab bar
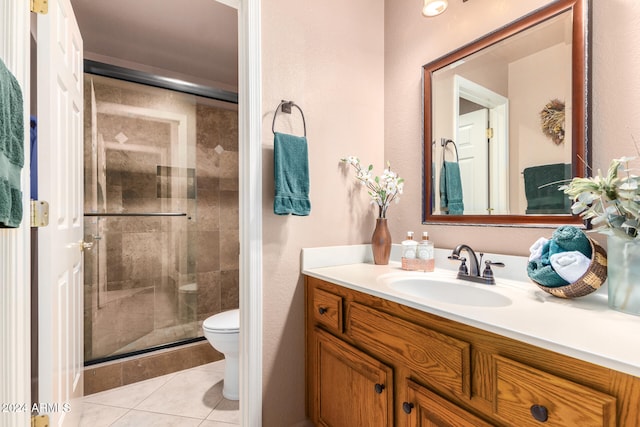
[84,212,187,217]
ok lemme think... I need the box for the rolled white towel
[529,237,549,261]
[550,251,591,283]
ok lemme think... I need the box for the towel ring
[272,100,307,137]
[441,139,459,163]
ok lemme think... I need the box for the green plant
[560,156,640,240]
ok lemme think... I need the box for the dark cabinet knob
[374,383,385,394]
[402,402,414,414]
[318,307,328,315]
[530,404,549,422]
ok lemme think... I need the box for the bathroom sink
[382,276,512,308]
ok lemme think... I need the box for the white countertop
[301,244,640,378]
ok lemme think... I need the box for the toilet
[203,309,240,400]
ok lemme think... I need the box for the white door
[457,108,489,214]
[37,0,84,425]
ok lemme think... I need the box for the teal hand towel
[440,161,464,215]
[527,259,569,288]
[274,132,310,216]
[552,225,592,258]
[0,58,24,228]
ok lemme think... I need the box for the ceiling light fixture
[422,0,448,17]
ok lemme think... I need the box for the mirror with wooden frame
[423,0,590,226]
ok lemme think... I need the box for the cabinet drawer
[312,288,343,333]
[493,355,616,427]
[405,379,494,427]
[348,302,470,398]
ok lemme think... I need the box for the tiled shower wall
[195,103,239,321]
[84,75,238,365]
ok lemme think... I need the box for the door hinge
[486,128,494,139]
[31,200,50,227]
[31,414,49,427]
[30,0,49,14]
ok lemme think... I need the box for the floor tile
[191,360,226,376]
[84,372,175,409]
[80,360,238,426]
[110,409,202,427]
[207,398,239,424]
[199,420,239,427]
[78,402,128,427]
[135,367,225,419]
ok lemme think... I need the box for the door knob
[81,241,94,252]
[402,402,414,414]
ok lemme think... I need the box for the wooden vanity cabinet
[405,379,493,427]
[305,275,640,427]
[314,328,393,427]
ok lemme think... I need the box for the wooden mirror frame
[423,0,590,226]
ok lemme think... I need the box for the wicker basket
[533,238,608,299]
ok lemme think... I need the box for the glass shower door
[83,74,199,363]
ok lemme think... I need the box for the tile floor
[80,360,239,426]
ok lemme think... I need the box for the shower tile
[197,145,220,177]
[219,191,239,231]
[197,198,220,232]
[219,229,239,270]
[91,287,154,358]
[189,345,223,368]
[220,270,239,312]
[197,271,221,320]
[197,105,221,149]
[219,115,239,153]
[111,410,202,427]
[120,216,162,233]
[84,362,123,395]
[196,176,219,203]
[122,351,192,385]
[121,232,163,282]
[196,231,220,273]
[218,151,238,192]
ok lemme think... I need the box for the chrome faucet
[448,244,504,285]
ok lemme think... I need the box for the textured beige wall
[385,0,640,255]
[261,0,385,425]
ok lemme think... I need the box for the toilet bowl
[203,309,239,400]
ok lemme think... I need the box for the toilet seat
[203,309,239,334]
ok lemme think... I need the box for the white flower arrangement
[341,156,404,218]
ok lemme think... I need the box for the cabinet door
[314,328,393,427]
[404,380,494,427]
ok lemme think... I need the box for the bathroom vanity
[303,246,640,427]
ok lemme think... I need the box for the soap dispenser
[401,231,418,259]
[417,231,435,272]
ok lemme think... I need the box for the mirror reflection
[424,0,588,225]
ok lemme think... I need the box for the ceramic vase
[607,235,640,316]
[371,218,391,265]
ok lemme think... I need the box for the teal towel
[527,259,569,287]
[440,161,464,215]
[523,163,572,214]
[552,225,592,258]
[539,240,564,265]
[273,132,310,216]
[0,58,24,228]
